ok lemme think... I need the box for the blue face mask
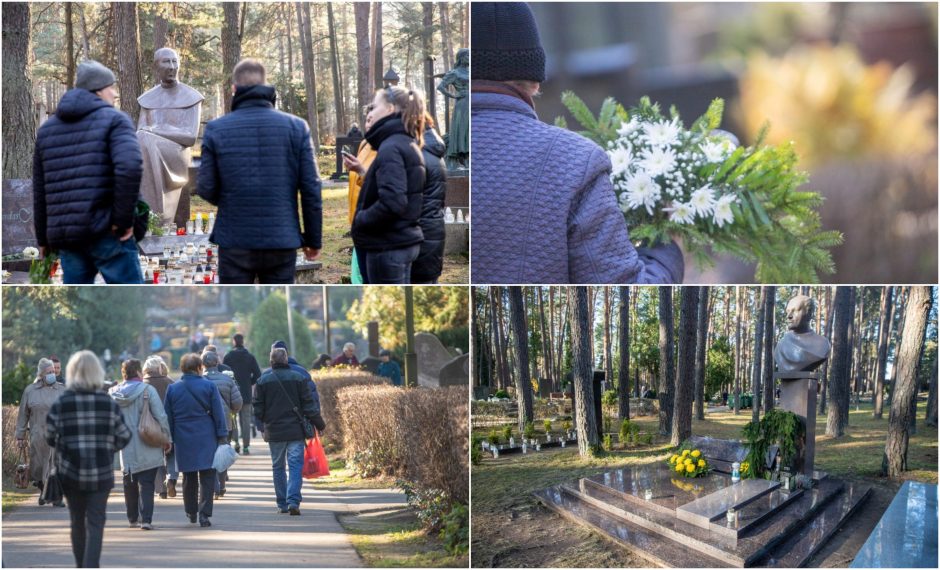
[44,374,57,385]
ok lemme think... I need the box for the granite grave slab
[850,481,937,569]
[676,478,781,528]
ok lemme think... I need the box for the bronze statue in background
[773,295,831,372]
[137,47,203,226]
[437,48,469,170]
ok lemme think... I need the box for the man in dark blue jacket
[197,58,321,284]
[32,60,144,284]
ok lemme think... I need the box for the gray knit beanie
[76,60,116,92]
[471,2,546,82]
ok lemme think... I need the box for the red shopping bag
[302,433,330,479]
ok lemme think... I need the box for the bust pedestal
[774,371,819,478]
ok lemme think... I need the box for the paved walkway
[2,440,404,568]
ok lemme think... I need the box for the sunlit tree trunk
[508,287,534,431]
[827,287,855,437]
[618,287,630,421]
[672,287,699,445]
[113,2,143,124]
[1,2,35,180]
[570,287,599,456]
[658,287,675,436]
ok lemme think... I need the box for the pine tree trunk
[112,2,143,124]
[926,356,938,427]
[326,3,346,135]
[570,287,599,457]
[371,2,383,91]
[222,3,243,114]
[153,5,168,51]
[422,3,434,67]
[65,3,76,89]
[632,291,641,398]
[353,2,371,127]
[508,287,534,431]
[604,287,613,392]
[618,287,631,421]
[489,288,506,391]
[439,3,454,69]
[694,287,709,420]
[672,287,699,446]
[882,287,933,476]
[734,288,742,414]
[537,288,551,385]
[819,287,834,415]
[751,287,767,423]
[658,287,675,436]
[295,3,319,146]
[873,287,894,418]
[762,287,776,413]
[1,2,35,180]
[827,287,855,438]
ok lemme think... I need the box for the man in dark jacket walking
[254,348,325,515]
[197,58,321,284]
[264,340,320,409]
[223,334,262,455]
[33,60,144,284]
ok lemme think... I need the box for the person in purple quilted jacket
[470,2,684,284]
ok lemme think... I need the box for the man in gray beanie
[470,3,684,284]
[32,60,144,284]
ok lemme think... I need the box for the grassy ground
[189,183,469,284]
[471,400,937,568]
[310,457,467,568]
[1,474,33,514]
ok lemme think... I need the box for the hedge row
[337,385,468,504]
[312,370,385,448]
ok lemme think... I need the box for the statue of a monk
[773,295,831,372]
[137,47,203,225]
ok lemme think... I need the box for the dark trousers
[357,244,420,284]
[182,468,216,522]
[218,248,296,284]
[231,403,253,448]
[64,488,110,568]
[122,467,157,524]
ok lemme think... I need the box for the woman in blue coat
[164,354,228,527]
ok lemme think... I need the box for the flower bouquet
[668,448,708,478]
[556,93,842,283]
[24,247,57,285]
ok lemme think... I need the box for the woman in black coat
[351,86,428,284]
[411,115,447,284]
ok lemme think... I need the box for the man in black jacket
[33,60,144,284]
[222,334,262,455]
[197,58,321,284]
[253,347,325,516]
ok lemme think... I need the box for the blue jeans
[269,440,305,509]
[59,233,143,284]
[357,244,420,284]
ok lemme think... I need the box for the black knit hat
[471,2,546,83]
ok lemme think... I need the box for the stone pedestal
[774,371,818,478]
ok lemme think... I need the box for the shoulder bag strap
[182,380,212,416]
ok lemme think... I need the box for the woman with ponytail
[350,86,427,284]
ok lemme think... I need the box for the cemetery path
[1,440,404,568]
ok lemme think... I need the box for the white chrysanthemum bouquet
[557,94,842,283]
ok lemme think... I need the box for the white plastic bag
[213,443,238,472]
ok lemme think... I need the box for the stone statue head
[785,295,816,333]
[456,48,469,68]
[154,48,180,88]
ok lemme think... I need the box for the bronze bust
[137,47,203,225]
[773,295,831,372]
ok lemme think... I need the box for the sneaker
[141,523,153,531]
[288,506,301,516]
[219,488,226,497]
[53,501,65,508]
[277,508,289,514]
[200,519,212,528]
[167,480,177,498]
[241,447,250,456]
[129,521,140,528]
[187,513,197,524]
[214,492,220,500]
[234,443,241,453]
[159,492,168,499]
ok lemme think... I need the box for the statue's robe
[137,83,203,224]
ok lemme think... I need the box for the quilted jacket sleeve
[109,112,143,231]
[297,122,323,249]
[196,125,220,205]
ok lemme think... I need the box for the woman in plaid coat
[46,351,131,569]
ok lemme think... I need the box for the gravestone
[537,378,553,398]
[331,135,364,180]
[2,180,37,255]
[415,332,467,387]
[444,172,468,208]
[474,385,492,401]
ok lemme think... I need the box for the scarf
[470,79,535,110]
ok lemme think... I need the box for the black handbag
[273,370,315,440]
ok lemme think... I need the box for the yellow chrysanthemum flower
[675,463,684,473]
[686,464,696,473]
[670,454,678,464]
[691,450,701,458]
[698,459,706,468]
[682,450,691,456]
[684,458,693,465]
